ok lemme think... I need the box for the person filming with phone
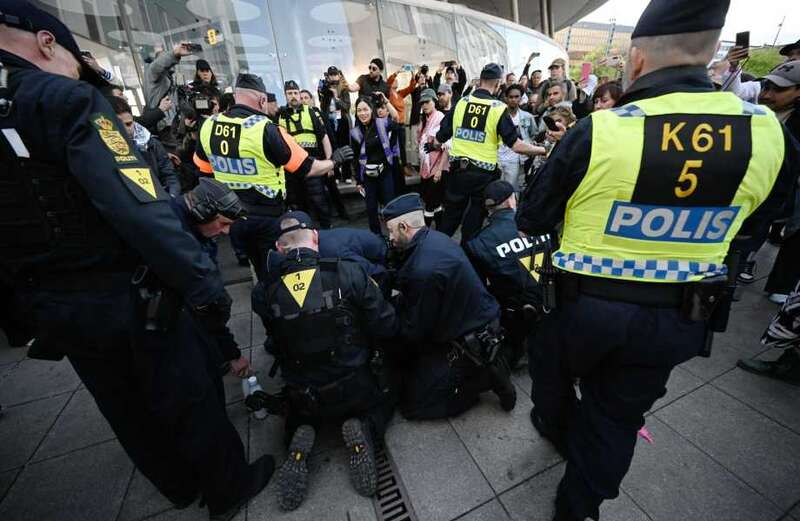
[144,41,198,144]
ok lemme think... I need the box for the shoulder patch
[119,167,159,202]
[90,113,138,164]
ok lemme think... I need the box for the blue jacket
[396,228,499,346]
[464,208,548,309]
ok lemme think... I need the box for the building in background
[555,20,633,61]
[31,0,588,112]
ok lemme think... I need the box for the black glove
[423,142,441,153]
[331,146,354,166]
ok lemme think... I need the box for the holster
[131,265,181,334]
[246,390,288,416]
[449,322,504,367]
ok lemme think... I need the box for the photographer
[351,94,400,233]
[433,60,467,105]
[143,42,196,136]
[408,65,433,167]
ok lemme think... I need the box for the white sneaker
[769,293,788,305]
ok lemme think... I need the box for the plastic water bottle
[245,376,268,420]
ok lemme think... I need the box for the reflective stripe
[553,252,726,282]
[1,128,30,158]
[450,155,496,172]
[223,181,279,199]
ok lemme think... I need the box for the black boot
[277,424,316,511]
[488,355,517,411]
[737,349,800,386]
[209,454,275,521]
[342,418,378,497]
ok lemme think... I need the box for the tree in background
[568,46,623,81]
[742,47,784,78]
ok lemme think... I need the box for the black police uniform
[0,46,255,516]
[252,248,399,439]
[435,88,520,242]
[464,207,551,367]
[392,225,514,419]
[279,103,333,227]
[516,10,800,521]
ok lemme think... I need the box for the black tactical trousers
[439,166,498,243]
[530,294,703,520]
[304,176,332,229]
[283,367,396,443]
[230,213,281,280]
[400,348,492,420]
[22,288,251,515]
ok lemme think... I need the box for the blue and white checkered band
[243,115,268,128]
[223,181,278,199]
[553,252,727,282]
[610,104,646,118]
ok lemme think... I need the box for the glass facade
[32,0,565,109]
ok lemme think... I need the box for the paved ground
[2,196,799,521]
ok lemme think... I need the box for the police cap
[780,39,800,57]
[278,211,316,236]
[484,180,514,208]
[631,0,730,39]
[284,80,300,92]
[480,63,503,80]
[380,193,424,222]
[235,73,267,94]
[0,0,106,86]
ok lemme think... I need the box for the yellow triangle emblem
[519,255,532,271]
[120,168,157,199]
[282,268,317,308]
[520,253,544,281]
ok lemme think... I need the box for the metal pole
[772,15,785,47]
[374,1,388,72]
[116,0,145,101]
[565,25,572,52]
[511,0,520,25]
[538,0,547,35]
[546,0,553,37]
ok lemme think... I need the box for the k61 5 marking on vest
[633,114,751,207]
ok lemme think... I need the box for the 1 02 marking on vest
[282,268,316,307]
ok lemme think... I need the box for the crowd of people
[2,0,800,520]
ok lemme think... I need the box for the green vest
[450,95,506,170]
[278,105,317,150]
[199,112,285,199]
[555,91,784,283]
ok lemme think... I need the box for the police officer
[516,1,800,519]
[279,80,334,228]
[464,180,551,368]
[381,193,517,418]
[0,3,273,520]
[266,226,388,283]
[251,211,398,511]
[193,73,352,279]
[429,63,545,243]
[170,178,254,377]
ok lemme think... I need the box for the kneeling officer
[381,194,517,419]
[252,211,399,511]
[464,180,553,368]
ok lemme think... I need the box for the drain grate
[372,443,418,521]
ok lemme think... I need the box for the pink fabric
[417,110,448,179]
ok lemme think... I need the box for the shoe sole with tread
[342,418,378,497]
[277,425,315,511]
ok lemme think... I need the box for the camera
[371,91,386,107]
[420,64,429,76]
[177,84,217,117]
